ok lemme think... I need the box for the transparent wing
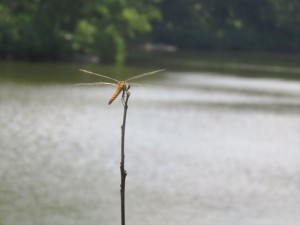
[129,83,162,88]
[75,82,117,86]
[79,69,119,83]
[126,69,165,82]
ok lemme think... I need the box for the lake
[0,59,300,225]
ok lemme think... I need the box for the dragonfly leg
[121,90,126,106]
[121,88,131,106]
[126,85,131,96]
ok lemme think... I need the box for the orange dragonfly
[76,69,165,105]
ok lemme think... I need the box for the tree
[0,0,162,62]
[151,0,300,52]
[73,0,161,64]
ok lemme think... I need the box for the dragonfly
[76,69,165,105]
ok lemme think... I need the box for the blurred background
[0,0,300,225]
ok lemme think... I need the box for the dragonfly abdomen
[108,82,124,105]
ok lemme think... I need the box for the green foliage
[0,0,161,62]
[0,0,78,59]
[0,0,299,61]
[72,0,161,64]
[150,0,300,52]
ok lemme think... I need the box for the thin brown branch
[120,90,130,225]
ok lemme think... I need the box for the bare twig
[120,89,130,225]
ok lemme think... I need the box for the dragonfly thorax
[120,81,130,91]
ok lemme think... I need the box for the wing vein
[126,69,165,82]
[79,69,119,83]
[75,82,117,86]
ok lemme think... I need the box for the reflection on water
[0,71,300,225]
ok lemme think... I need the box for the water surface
[0,63,300,225]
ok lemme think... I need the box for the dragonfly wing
[79,69,119,83]
[75,82,117,86]
[129,83,162,88]
[126,69,165,82]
